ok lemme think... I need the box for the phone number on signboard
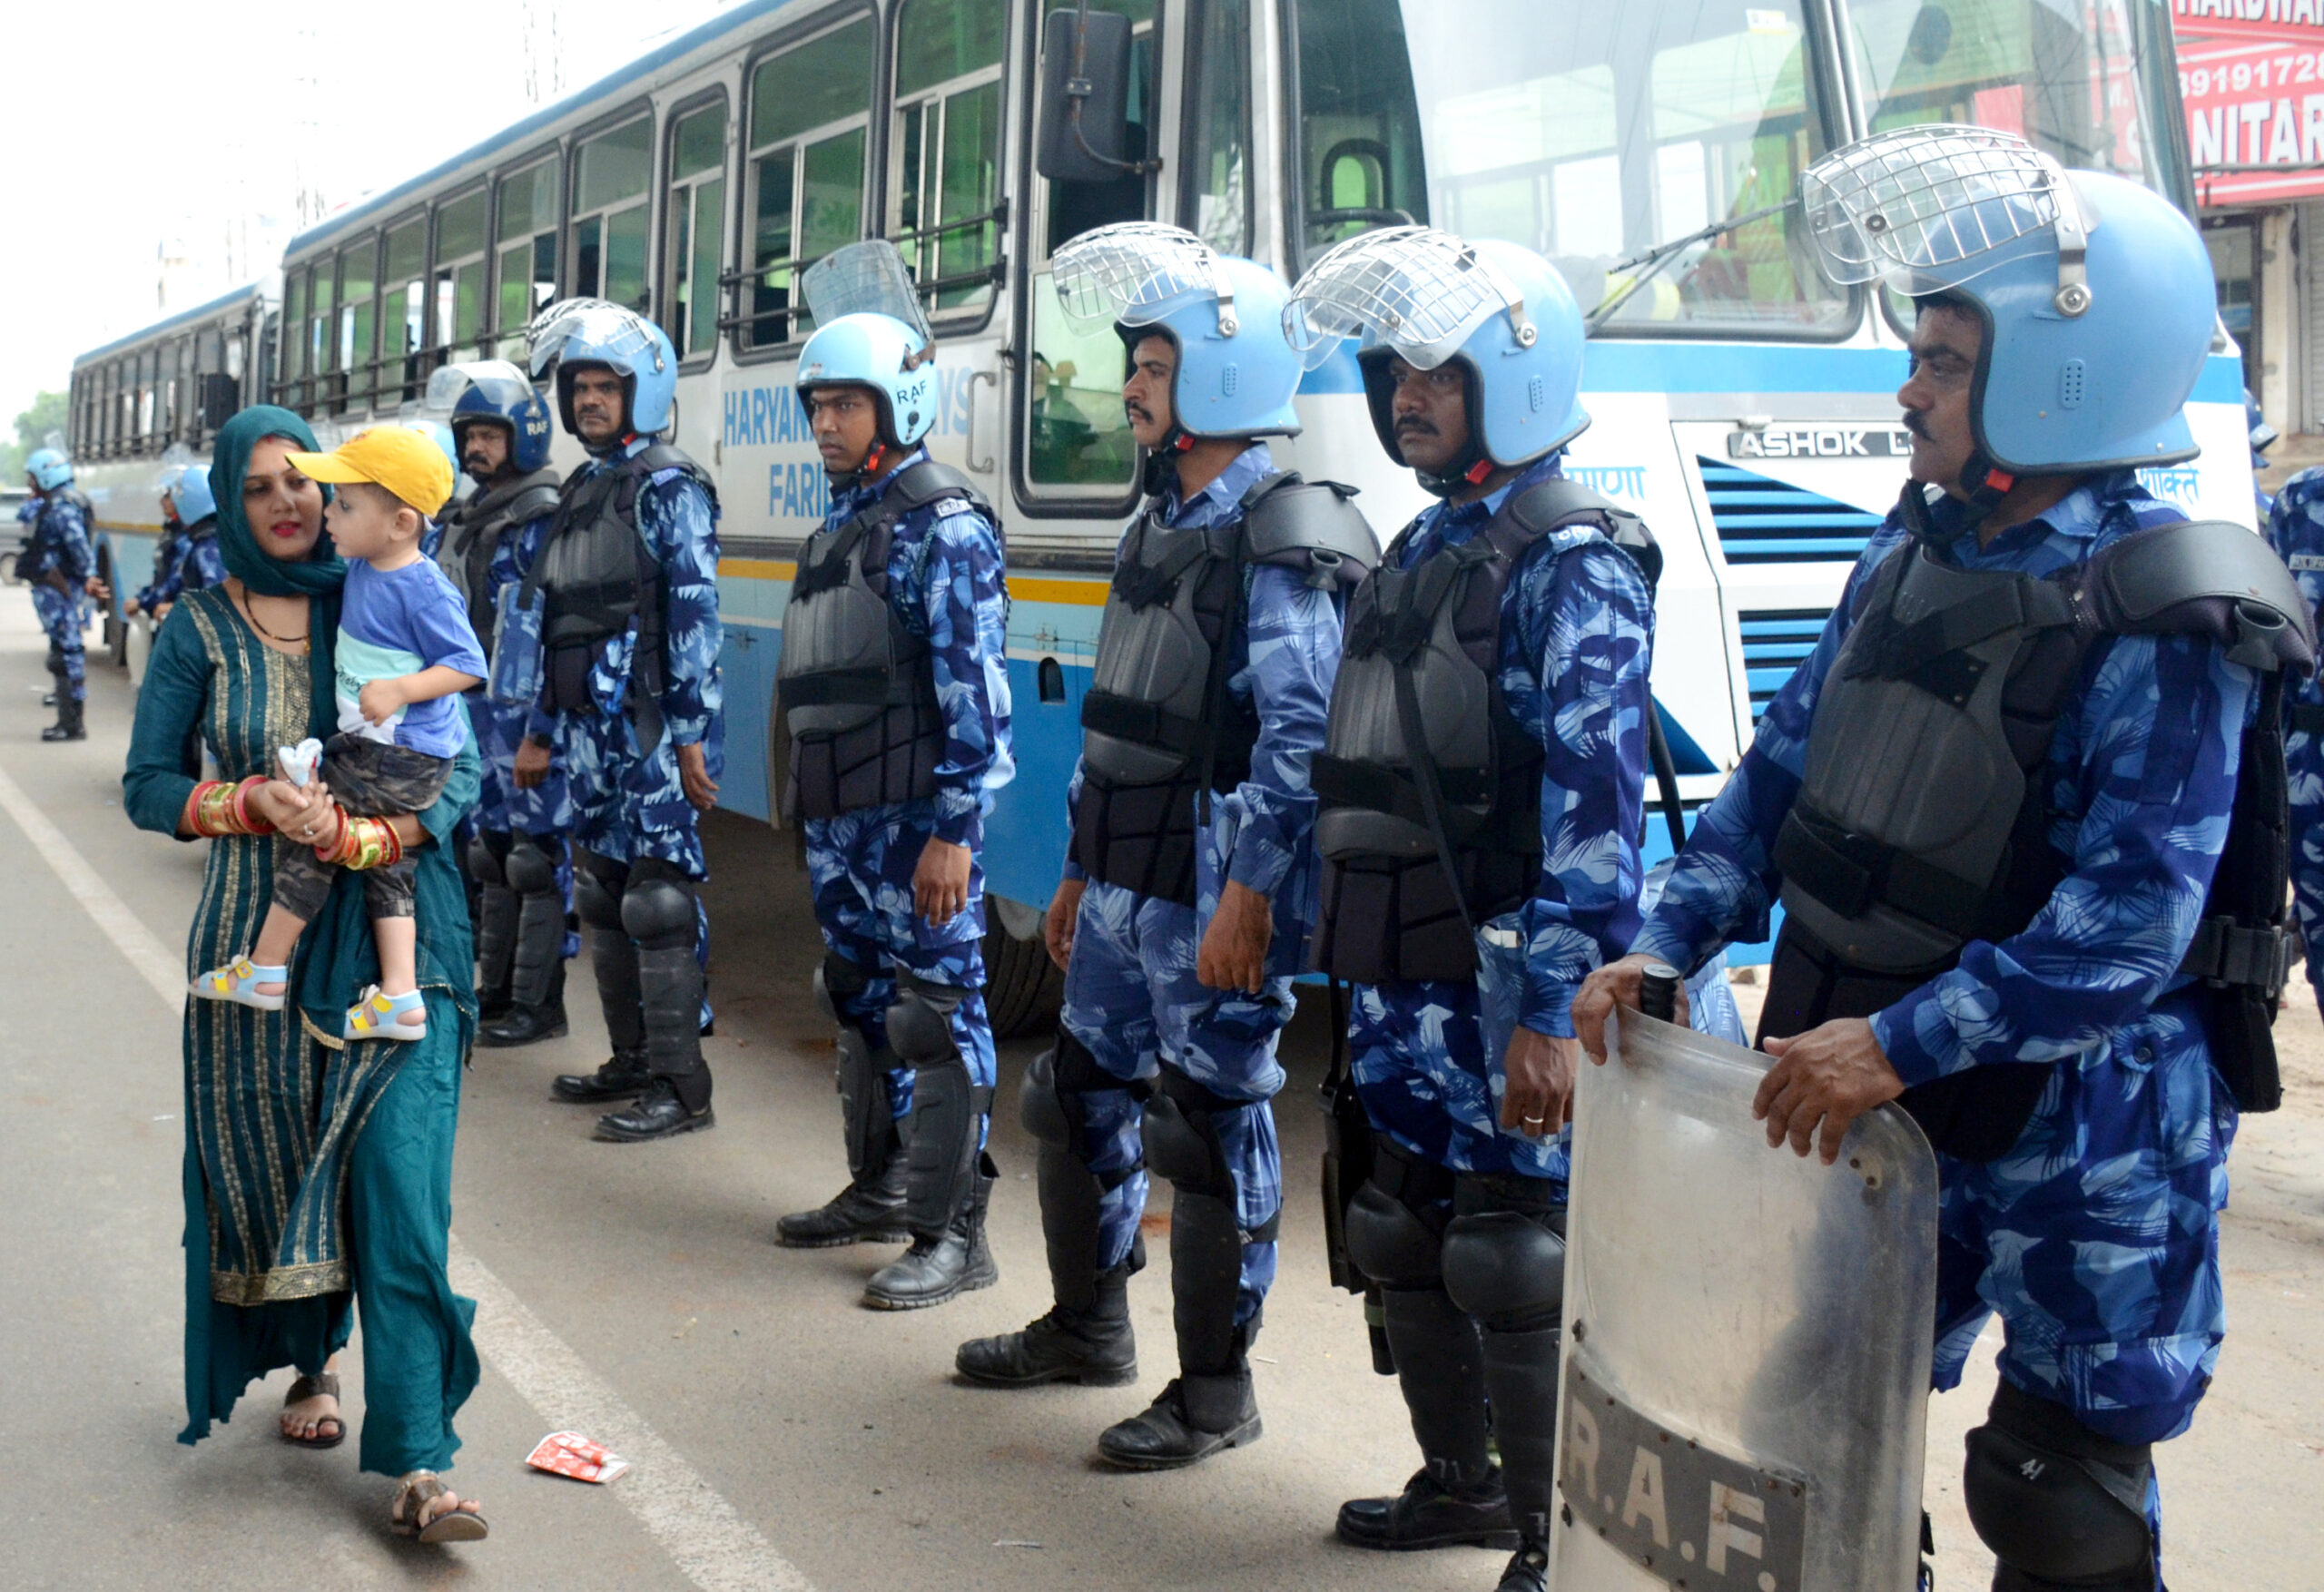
[2181,54,2324,97]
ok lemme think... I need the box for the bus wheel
[982,913,1060,1040]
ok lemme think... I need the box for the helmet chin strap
[1139,427,1194,498]
[1414,441,1494,499]
[831,440,890,495]
[1897,451,2018,543]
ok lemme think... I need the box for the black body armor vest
[524,443,716,747]
[1760,498,2316,1159]
[1072,470,1376,906]
[777,460,993,821]
[1311,478,1661,985]
[437,468,562,654]
[25,487,91,580]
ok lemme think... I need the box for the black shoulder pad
[507,483,564,525]
[886,458,985,510]
[1238,471,1378,585]
[2091,518,2317,673]
[1499,477,1662,588]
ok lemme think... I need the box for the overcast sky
[0,0,737,431]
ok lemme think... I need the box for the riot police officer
[430,360,573,1047]
[134,464,225,622]
[23,447,94,742]
[772,241,1016,1311]
[519,301,724,1142]
[1283,227,1661,1592]
[1578,127,2312,1592]
[2267,464,2324,1021]
[952,223,1369,1465]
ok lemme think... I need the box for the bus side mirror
[1037,8,1137,184]
[201,374,240,429]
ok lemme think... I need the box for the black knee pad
[575,850,626,930]
[1965,1383,2155,1591]
[505,836,558,896]
[619,876,696,949]
[1019,1044,1075,1150]
[1143,1066,1242,1199]
[1344,1180,1443,1291]
[887,973,966,1066]
[466,834,508,888]
[1441,1210,1566,1333]
[816,951,874,1024]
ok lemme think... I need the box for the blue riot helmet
[527,298,679,439]
[1284,227,1588,494]
[1052,222,1305,440]
[425,359,555,474]
[1801,124,2214,477]
[172,463,217,526]
[793,241,939,451]
[25,447,72,491]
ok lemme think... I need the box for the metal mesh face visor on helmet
[801,241,934,349]
[154,443,195,496]
[1801,124,2089,315]
[525,298,678,436]
[1053,221,1238,339]
[1282,226,1537,373]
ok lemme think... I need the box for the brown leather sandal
[390,1471,489,1544]
[280,1372,345,1450]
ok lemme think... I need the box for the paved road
[4,590,2319,1590]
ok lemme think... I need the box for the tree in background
[0,391,69,483]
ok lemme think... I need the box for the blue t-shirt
[336,555,488,758]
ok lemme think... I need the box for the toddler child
[192,426,487,1039]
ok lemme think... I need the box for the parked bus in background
[64,0,2230,1024]
[64,280,275,665]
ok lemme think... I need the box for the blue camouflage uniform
[25,491,94,702]
[2266,468,2324,1019]
[479,506,574,842]
[1634,476,2250,1567]
[1056,441,1340,1325]
[1348,455,1656,1197]
[803,444,1015,1121]
[531,437,724,878]
[138,520,226,613]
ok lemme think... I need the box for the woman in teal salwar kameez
[123,408,489,1542]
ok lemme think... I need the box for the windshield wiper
[1584,197,1799,332]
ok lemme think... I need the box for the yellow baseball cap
[287,427,455,517]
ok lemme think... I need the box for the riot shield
[1551,1007,1938,1592]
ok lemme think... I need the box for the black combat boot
[478,958,570,1047]
[955,1253,1138,1387]
[1096,1186,1262,1469]
[777,1150,910,1248]
[863,1155,998,1310]
[1337,1285,1516,1550]
[1493,1541,1549,1592]
[1095,1361,1261,1470]
[41,695,84,742]
[594,1076,714,1143]
[551,1046,652,1103]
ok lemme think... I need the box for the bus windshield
[1288,0,2184,339]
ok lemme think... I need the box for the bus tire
[982,913,1060,1040]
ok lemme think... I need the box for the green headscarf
[207,406,346,598]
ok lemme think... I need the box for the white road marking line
[0,755,813,1592]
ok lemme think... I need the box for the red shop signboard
[2175,1,2324,203]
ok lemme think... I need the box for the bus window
[497,155,561,359]
[1287,2,1852,337]
[282,268,309,407]
[665,101,728,359]
[340,236,378,411]
[308,262,339,416]
[742,15,875,349]
[382,214,429,405]
[891,0,1006,316]
[1847,0,2171,188]
[1183,0,1252,257]
[573,116,654,313]
[434,188,490,364]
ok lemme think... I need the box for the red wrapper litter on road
[526,1430,630,1484]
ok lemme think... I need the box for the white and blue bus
[65,279,276,663]
[70,0,2236,1017]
